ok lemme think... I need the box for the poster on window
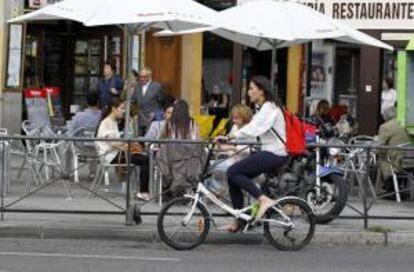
[310,53,327,99]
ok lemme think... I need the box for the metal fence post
[125,139,132,225]
[363,146,371,230]
[1,139,5,221]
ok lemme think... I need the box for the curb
[2,224,414,246]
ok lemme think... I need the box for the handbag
[116,143,143,175]
[120,143,143,155]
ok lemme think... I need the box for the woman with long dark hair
[223,75,289,232]
[163,100,199,140]
[96,97,150,200]
[157,100,204,197]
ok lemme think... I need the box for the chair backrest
[21,120,42,153]
[400,144,414,170]
[72,127,97,155]
[210,118,229,137]
[348,135,377,165]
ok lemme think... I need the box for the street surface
[0,238,413,272]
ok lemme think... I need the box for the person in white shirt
[381,77,397,118]
[219,75,288,232]
[96,97,150,200]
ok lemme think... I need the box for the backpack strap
[271,127,286,146]
[270,105,287,146]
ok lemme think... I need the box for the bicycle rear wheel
[263,197,315,251]
[157,196,210,250]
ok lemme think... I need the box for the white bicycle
[157,143,316,251]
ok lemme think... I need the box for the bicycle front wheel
[157,196,210,250]
[263,197,315,251]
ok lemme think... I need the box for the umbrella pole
[124,25,135,138]
[270,46,277,95]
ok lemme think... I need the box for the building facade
[237,0,414,135]
[2,0,413,135]
[298,0,414,135]
[0,0,206,134]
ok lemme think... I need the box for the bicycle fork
[182,192,201,226]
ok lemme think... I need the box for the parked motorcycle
[262,125,349,224]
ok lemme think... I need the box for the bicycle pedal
[242,220,262,232]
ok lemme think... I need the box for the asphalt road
[0,238,413,272]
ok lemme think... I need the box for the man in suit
[133,67,166,136]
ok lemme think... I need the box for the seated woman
[156,100,206,198]
[145,103,174,139]
[208,84,230,132]
[312,99,336,137]
[96,97,150,200]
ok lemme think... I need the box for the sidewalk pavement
[1,184,414,246]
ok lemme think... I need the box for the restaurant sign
[238,0,414,29]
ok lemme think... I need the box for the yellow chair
[210,118,229,137]
[193,114,215,139]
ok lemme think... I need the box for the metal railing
[0,133,413,230]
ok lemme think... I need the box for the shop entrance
[23,22,123,119]
[334,47,360,118]
[243,48,288,104]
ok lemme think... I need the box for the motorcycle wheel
[305,174,348,224]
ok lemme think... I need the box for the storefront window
[306,41,335,116]
[200,0,236,131]
[334,47,359,119]
[24,35,39,88]
[73,35,122,107]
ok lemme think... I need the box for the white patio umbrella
[10,0,219,137]
[79,0,219,138]
[157,0,392,88]
[10,0,218,30]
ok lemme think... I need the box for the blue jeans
[227,151,288,209]
[204,159,234,192]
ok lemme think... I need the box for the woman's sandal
[255,200,277,221]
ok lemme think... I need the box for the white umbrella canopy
[83,0,219,30]
[9,0,101,23]
[10,0,220,138]
[10,0,220,32]
[157,0,392,51]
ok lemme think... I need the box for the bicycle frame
[177,141,295,229]
[183,182,294,229]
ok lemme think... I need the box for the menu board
[24,89,51,127]
[24,87,65,127]
[6,24,23,88]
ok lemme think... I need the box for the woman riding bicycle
[221,75,288,232]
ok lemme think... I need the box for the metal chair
[89,141,139,197]
[388,143,414,203]
[341,135,377,199]
[21,120,72,199]
[70,127,99,183]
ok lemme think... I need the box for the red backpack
[271,109,314,156]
